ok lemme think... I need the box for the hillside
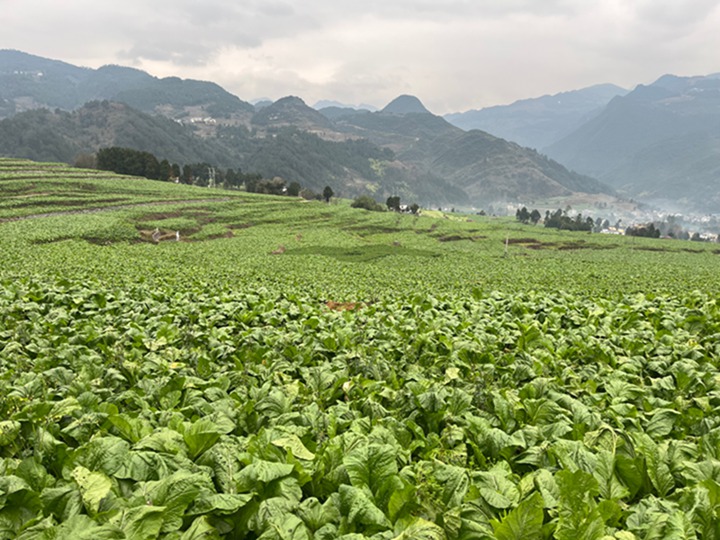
[0,51,619,209]
[0,101,237,166]
[334,97,613,202]
[0,49,254,121]
[1,157,716,295]
[430,130,610,202]
[444,83,627,149]
[381,94,431,114]
[546,73,720,212]
[0,101,467,204]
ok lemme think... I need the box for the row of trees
[351,194,421,213]
[516,207,594,232]
[515,207,542,224]
[517,206,717,241]
[543,209,595,232]
[93,146,339,201]
[625,223,661,238]
[95,147,264,188]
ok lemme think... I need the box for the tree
[96,147,160,180]
[410,203,420,215]
[530,209,541,224]
[323,186,334,203]
[516,206,530,224]
[351,195,384,211]
[182,165,193,184]
[255,177,286,195]
[287,181,302,197]
[386,195,401,212]
[158,159,171,181]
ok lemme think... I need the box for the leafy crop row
[1,278,720,538]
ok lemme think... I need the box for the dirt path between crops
[0,198,232,223]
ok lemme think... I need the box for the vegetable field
[2,159,720,539]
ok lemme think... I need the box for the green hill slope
[1,157,717,296]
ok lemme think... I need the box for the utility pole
[208,167,216,189]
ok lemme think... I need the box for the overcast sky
[3,0,720,113]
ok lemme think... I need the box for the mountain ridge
[444,83,628,149]
[545,73,720,212]
[0,50,618,209]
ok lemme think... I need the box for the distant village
[498,203,720,242]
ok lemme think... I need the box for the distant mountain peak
[274,95,307,106]
[381,95,431,114]
[251,95,332,130]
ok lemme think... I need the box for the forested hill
[0,101,468,205]
[0,50,616,208]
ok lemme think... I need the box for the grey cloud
[112,0,319,65]
[319,0,580,20]
[633,0,720,28]
[4,0,720,111]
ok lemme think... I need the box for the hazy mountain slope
[316,106,372,121]
[0,51,618,208]
[0,49,254,120]
[333,106,462,159]
[431,130,611,202]
[545,74,720,211]
[445,84,627,149]
[601,125,720,211]
[243,129,468,204]
[336,97,612,202]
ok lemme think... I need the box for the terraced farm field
[2,158,720,539]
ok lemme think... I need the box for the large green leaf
[393,518,447,540]
[141,470,211,533]
[235,460,295,491]
[555,469,605,540]
[475,470,519,510]
[593,451,630,500]
[110,505,166,540]
[70,466,113,517]
[338,484,392,530]
[0,421,21,446]
[664,510,698,540]
[188,493,252,516]
[257,513,311,540]
[75,436,130,476]
[32,514,124,539]
[178,516,220,539]
[183,414,235,460]
[272,435,315,461]
[40,486,83,522]
[491,492,544,540]
[108,414,153,444]
[343,443,398,498]
[634,434,675,497]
